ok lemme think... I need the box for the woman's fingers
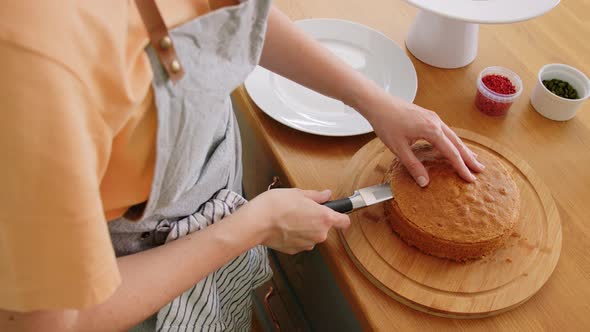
[394,143,430,187]
[429,131,476,182]
[292,207,349,254]
[442,125,485,172]
[260,188,351,255]
[329,210,351,229]
[301,189,350,229]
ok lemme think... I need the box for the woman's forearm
[80,214,265,331]
[259,7,484,185]
[0,212,266,332]
[259,6,384,120]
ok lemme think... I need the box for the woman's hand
[359,89,485,187]
[240,188,350,254]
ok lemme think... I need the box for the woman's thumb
[302,189,332,203]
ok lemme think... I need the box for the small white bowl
[531,64,590,121]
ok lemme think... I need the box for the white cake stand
[404,0,560,68]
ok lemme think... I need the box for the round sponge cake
[384,143,520,261]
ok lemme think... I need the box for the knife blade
[322,183,393,213]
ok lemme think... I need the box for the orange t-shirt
[0,0,227,312]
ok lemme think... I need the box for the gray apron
[108,1,272,330]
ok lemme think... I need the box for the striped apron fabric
[107,1,273,331]
[155,190,271,332]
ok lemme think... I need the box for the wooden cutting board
[338,129,562,318]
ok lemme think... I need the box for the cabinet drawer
[274,249,362,332]
[254,252,310,332]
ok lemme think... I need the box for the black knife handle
[322,198,353,213]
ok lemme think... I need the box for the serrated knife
[322,183,393,213]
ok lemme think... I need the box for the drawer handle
[264,286,281,331]
[267,176,282,191]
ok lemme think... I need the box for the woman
[0,0,483,331]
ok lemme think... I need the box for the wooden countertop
[233,0,590,330]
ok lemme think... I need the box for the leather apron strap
[135,0,185,82]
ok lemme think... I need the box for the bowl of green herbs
[542,78,580,100]
[531,64,589,121]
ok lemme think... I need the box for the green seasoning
[542,78,580,99]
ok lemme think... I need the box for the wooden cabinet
[253,251,311,332]
[272,249,362,332]
[234,100,361,331]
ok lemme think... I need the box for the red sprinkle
[475,74,517,116]
[482,74,516,95]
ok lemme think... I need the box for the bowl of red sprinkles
[475,66,523,116]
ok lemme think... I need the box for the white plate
[406,0,559,24]
[245,19,417,137]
